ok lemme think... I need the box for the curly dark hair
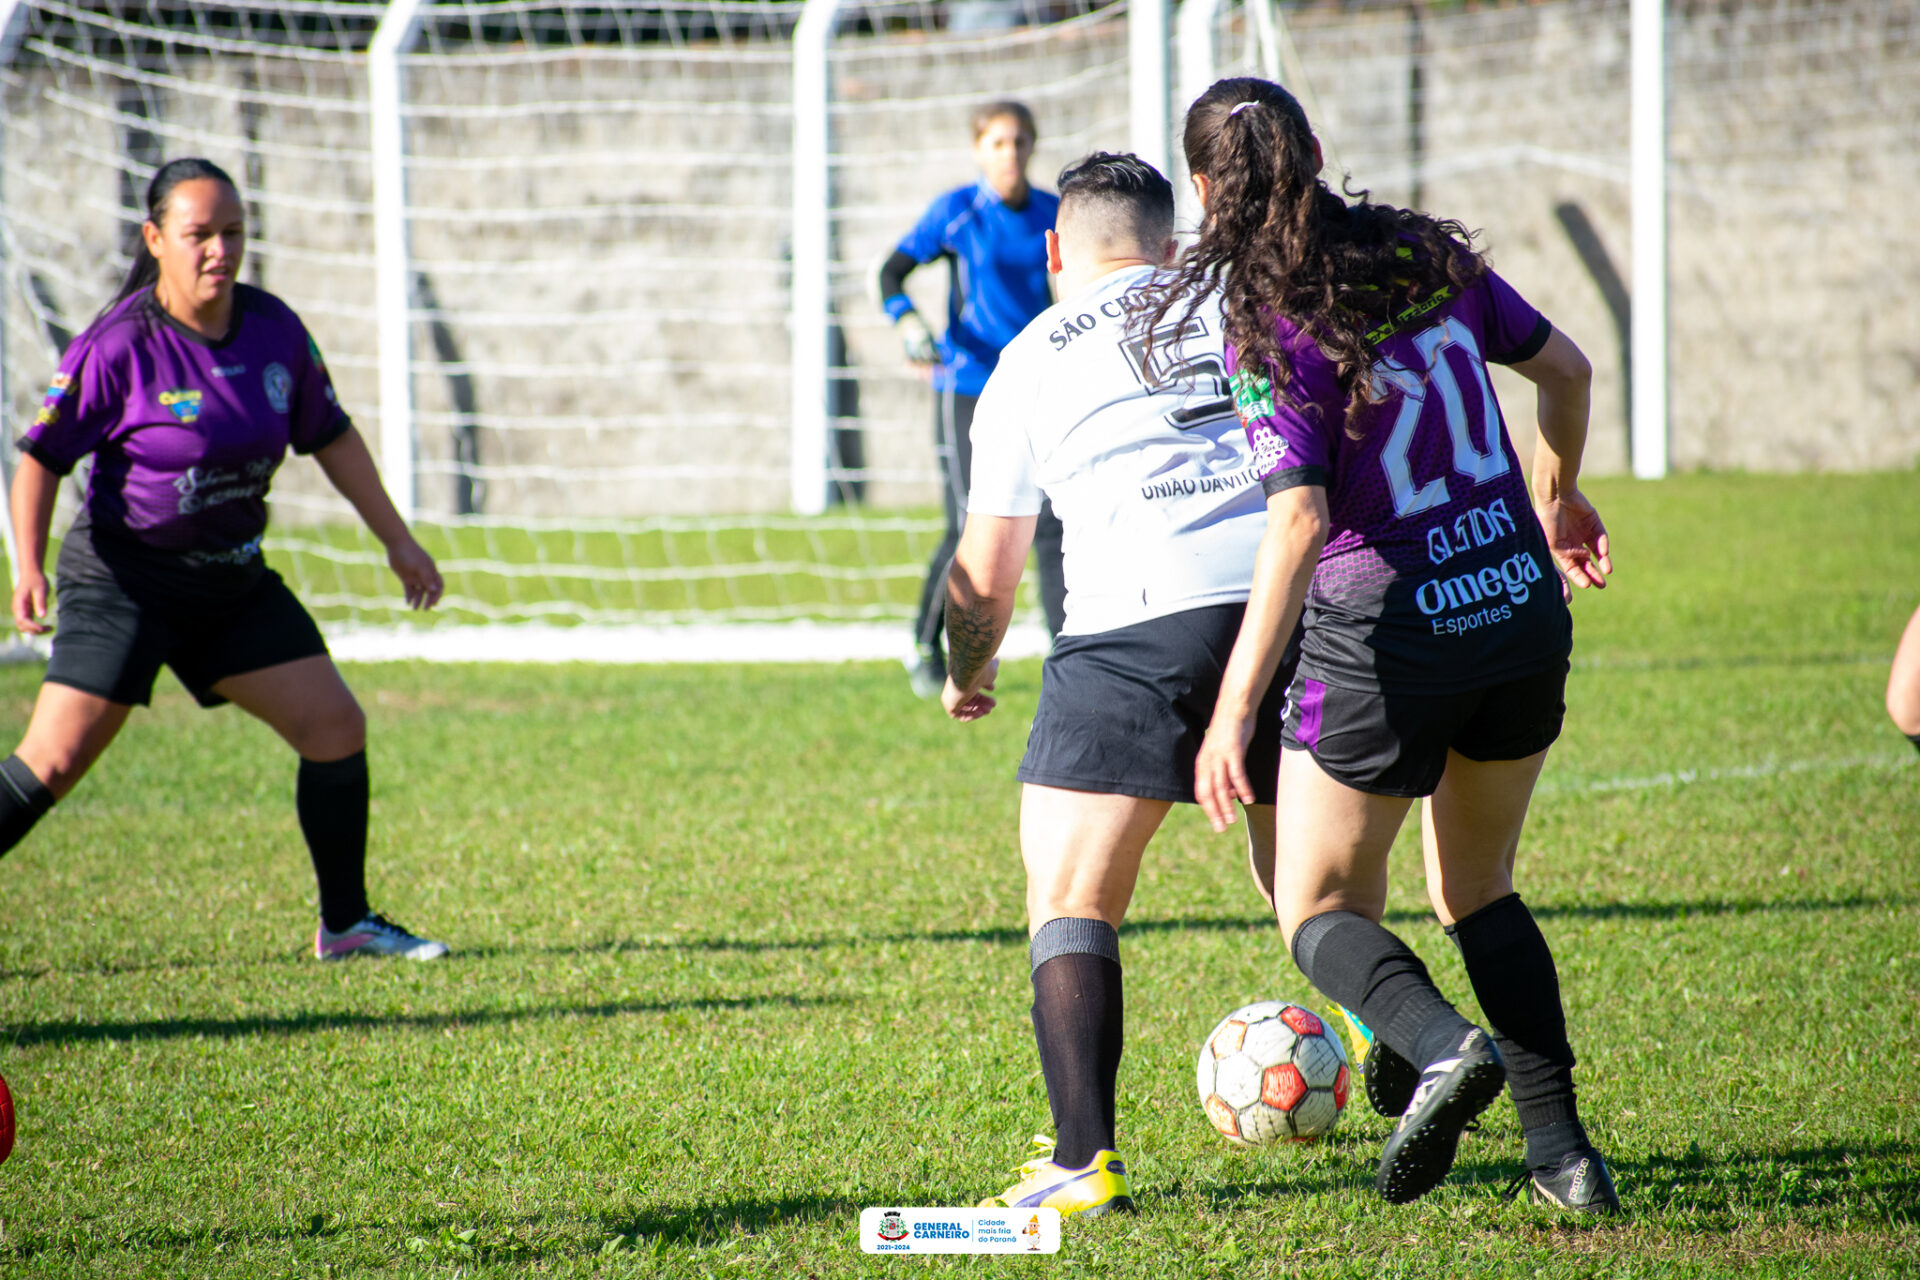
[1143,78,1488,433]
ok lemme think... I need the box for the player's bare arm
[1512,328,1610,592]
[313,427,444,611]
[1195,484,1327,831]
[1887,604,1920,743]
[942,512,1036,719]
[8,454,60,634]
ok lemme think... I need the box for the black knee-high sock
[1290,910,1475,1072]
[298,752,370,932]
[1446,894,1586,1168]
[1029,917,1124,1169]
[0,754,55,857]
[1908,732,1920,757]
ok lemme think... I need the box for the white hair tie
[1229,101,1260,116]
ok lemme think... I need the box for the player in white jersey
[940,153,1295,1217]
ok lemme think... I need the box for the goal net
[3,1,1914,660]
[0,0,1136,661]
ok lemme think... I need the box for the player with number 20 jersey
[1181,78,1617,1216]
[1229,267,1568,701]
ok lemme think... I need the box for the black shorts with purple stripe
[1018,603,1297,805]
[1280,661,1567,798]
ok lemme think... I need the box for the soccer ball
[1196,1001,1351,1146]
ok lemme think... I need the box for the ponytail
[1141,78,1486,435]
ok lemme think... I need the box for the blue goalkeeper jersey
[883,180,1059,396]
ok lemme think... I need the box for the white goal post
[5,1,1913,662]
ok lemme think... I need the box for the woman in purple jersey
[1,159,448,961]
[1155,80,1619,1211]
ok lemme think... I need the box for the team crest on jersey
[159,389,203,424]
[49,372,72,395]
[1230,368,1275,425]
[264,362,293,414]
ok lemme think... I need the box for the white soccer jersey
[968,265,1267,636]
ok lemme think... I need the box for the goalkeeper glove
[896,311,939,365]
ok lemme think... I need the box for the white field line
[0,634,1905,789]
[321,620,1054,666]
[1537,753,1912,797]
[0,623,1053,666]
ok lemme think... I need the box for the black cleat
[1516,1147,1622,1215]
[1364,1038,1420,1117]
[1331,1003,1420,1117]
[1375,1028,1505,1204]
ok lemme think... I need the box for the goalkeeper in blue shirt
[877,100,1067,697]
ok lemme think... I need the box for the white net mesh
[826,0,1129,511]
[1268,0,1918,476]
[1,0,379,605]
[2,0,1916,655]
[0,0,1127,644]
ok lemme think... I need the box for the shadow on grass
[1177,1160,1380,1206]
[6,893,1902,981]
[600,1193,867,1249]
[4,992,845,1048]
[1438,1137,1920,1222]
[452,893,1910,960]
[1611,1139,1920,1213]
[1517,893,1910,924]
[459,915,1260,959]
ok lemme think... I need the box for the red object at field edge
[0,1072,14,1165]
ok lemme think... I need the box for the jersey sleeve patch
[288,326,353,454]
[1230,367,1276,424]
[18,332,119,474]
[1229,341,1338,488]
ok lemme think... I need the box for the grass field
[2,472,1917,1278]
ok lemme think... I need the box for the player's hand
[897,312,939,367]
[11,565,50,636]
[942,659,998,721]
[1535,485,1612,594]
[1195,712,1257,834]
[388,537,444,611]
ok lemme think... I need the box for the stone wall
[3,0,1914,533]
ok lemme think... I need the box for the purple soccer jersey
[1228,268,1571,694]
[19,285,348,568]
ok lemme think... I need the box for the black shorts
[45,569,329,709]
[1281,661,1567,798]
[1018,603,1294,805]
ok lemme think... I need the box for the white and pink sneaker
[315,912,449,961]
